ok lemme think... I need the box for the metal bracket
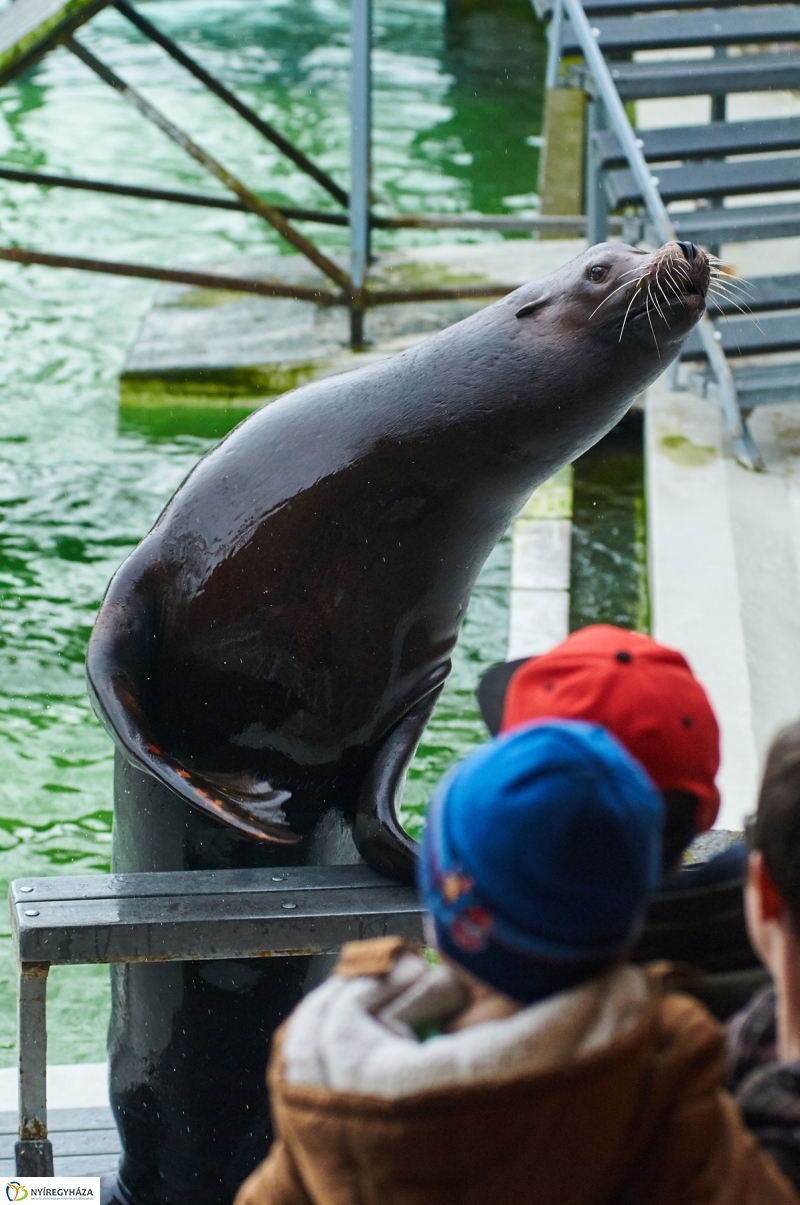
[17,962,53,1176]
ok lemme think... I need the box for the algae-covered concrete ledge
[119,242,589,412]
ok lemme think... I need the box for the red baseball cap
[499,625,720,832]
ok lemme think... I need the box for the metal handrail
[550,0,760,468]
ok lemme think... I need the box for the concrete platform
[646,372,800,830]
[120,240,588,408]
[508,467,573,658]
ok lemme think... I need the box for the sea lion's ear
[515,296,549,319]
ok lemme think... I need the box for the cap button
[615,651,632,663]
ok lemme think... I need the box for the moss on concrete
[658,430,717,467]
[119,362,326,408]
[538,85,585,236]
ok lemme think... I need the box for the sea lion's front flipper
[86,566,302,846]
[352,687,442,885]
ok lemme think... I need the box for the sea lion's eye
[589,265,608,283]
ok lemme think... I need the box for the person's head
[477,625,720,874]
[418,719,663,1006]
[745,720,800,981]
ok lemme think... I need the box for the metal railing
[544,0,761,470]
[0,0,603,351]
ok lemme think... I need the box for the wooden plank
[607,154,800,207]
[595,117,800,170]
[0,1107,113,1134]
[12,883,424,964]
[608,52,800,100]
[0,1129,119,1158]
[0,1155,120,1175]
[56,1154,119,1174]
[10,863,389,904]
[0,0,109,88]
[561,7,800,54]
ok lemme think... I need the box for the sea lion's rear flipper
[352,688,442,885]
[85,567,302,846]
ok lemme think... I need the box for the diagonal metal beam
[112,0,350,210]
[0,245,344,303]
[0,165,353,224]
[65,34,353,294]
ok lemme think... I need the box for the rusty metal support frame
[0,244,516,306]
[0,166,602,233]
[0,0,569,344]
[65,34,354,294]
[0,165,353,224]
[112,0,350,211]
[15,962,53,1177]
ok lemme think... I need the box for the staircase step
[681,312,800,360]
[711,274,800,317]
[533,0,785,16]
[561,6,800,55]
[687,363,800,408]
[608,154,800,207]
[733,364,800,407]
[594,117,800,172]
[655,202,800,245]
[603,52,800,100]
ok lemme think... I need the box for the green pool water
[0,0,546,1063]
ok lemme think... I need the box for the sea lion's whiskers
[654,274,674,322]
[663,268,686,303]
[644,288,661,356]
[589,275,644,320]
[618,284,643,341]
[708,284,754,315]
[708,278,757,311]
[647,277,668,324]
[710,277,755,303]
[708,290,763,333]
[709,265,753,293]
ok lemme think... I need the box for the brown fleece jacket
[235,941,798,1205]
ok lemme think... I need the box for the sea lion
[87,240,709,884]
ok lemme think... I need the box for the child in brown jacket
[236,720,797,1205]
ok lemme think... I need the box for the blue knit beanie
[418,719,663,1004]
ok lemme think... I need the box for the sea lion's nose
[677,241,697,262]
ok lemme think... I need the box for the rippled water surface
[0,0,544,1062]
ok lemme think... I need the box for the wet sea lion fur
[87,241,709,882]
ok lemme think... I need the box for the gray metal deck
[9,864,423,1176]
[0,1108,119,1177]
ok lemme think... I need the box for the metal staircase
[539,0,800,469]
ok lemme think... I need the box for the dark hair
[662,789,699,873]
[750,719,800,930]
